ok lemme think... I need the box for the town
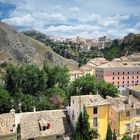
[0,0,140,140]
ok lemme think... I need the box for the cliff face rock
[0,21,78,69]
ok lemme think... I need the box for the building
[107,95,140,140]
[95,61,140,93]
[97,36,111,50]
[69,95,110,140]
[69,70,84,81]
[126,85,140,100]
[0,109,17,140]
[20,110,70,140]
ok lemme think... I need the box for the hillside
[102,33,140,60]
[23,30,102,66]
[0,21,78,70]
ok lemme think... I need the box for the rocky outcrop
[0,21,78,70]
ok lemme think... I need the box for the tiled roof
[127,85,140,93]
[97,61,140,68]
[0,112,16,136]
[107,95,140,112]
[69,70,84,75]
[72,95,110,107]
[20,110,68,139]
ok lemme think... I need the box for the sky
[0,0,140,39]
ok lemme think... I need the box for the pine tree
[113,130,117,140]
[106,124,113,140]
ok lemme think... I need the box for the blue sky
[0,0,140,39]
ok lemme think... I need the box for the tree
[70,74,98,96]
[0,85,12,113]
[97,80,118,98]
[47,87,67,108]
[74,105,98,140]
[21,94,34,112]
[20,65,48,95]
[121,135,132,140]
[36,95,54,111]
[106,124,113,140]
[6,64,21,94]
[48,65,70,89]
[113,130,117,140]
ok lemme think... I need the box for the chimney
[47,123,51,129]
[10,108,15,114]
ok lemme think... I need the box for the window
[118,81,119,85]
[118,77,119,80]
[137,76,139,79]
[113,77,115,80]
[133,72,135,74]
[126,111,130,117]
[123,81,124,84]
[123,77,124,80]
[72,110,75,120]
[127,81,129,84]
[112,82,114,84]
[123,72,125,75]
[128,72,129,74]
[128,76,129,79]
[93,107,98,114]
[113,72,115,75]
[118,72,120,75]
[73,100,74,104]
[132,76,134,79]
[136,109,140,115]
[132,81,134,83]
[137,71,139,74]
[56,135,63,139]
[93,117,98,127]
[125,124,131,131]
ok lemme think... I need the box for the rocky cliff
[0,21,78,70]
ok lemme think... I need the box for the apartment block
[95,61,140,93]
[107,95,140,140]
[69,95,110,140]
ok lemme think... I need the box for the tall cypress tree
[113,130,117,140]
[106,123,113,140]
[74,105,98,140]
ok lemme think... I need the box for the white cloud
[70,6,80,12]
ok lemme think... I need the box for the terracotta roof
[0,112,16,136]
[107,95,140,112]
[97,61,140,68]
[127,85,140,93]
[69,70,84,75]
[20,110,68,139]
[72,95,110,107]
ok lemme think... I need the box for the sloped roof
[20,110,68,139]
[0,112,16,136]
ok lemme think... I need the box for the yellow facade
[87,105,109,140]
[0,133,17,140]
[118,110,140,139]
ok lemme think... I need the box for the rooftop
[97,61,140,68]
[72,95,110,107]
[69,70,84,75]
[20,109,68,139]
[0,112,16,137]
[107,95,140,112]
[127,85,140,93]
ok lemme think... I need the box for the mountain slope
[0,21,78,70]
